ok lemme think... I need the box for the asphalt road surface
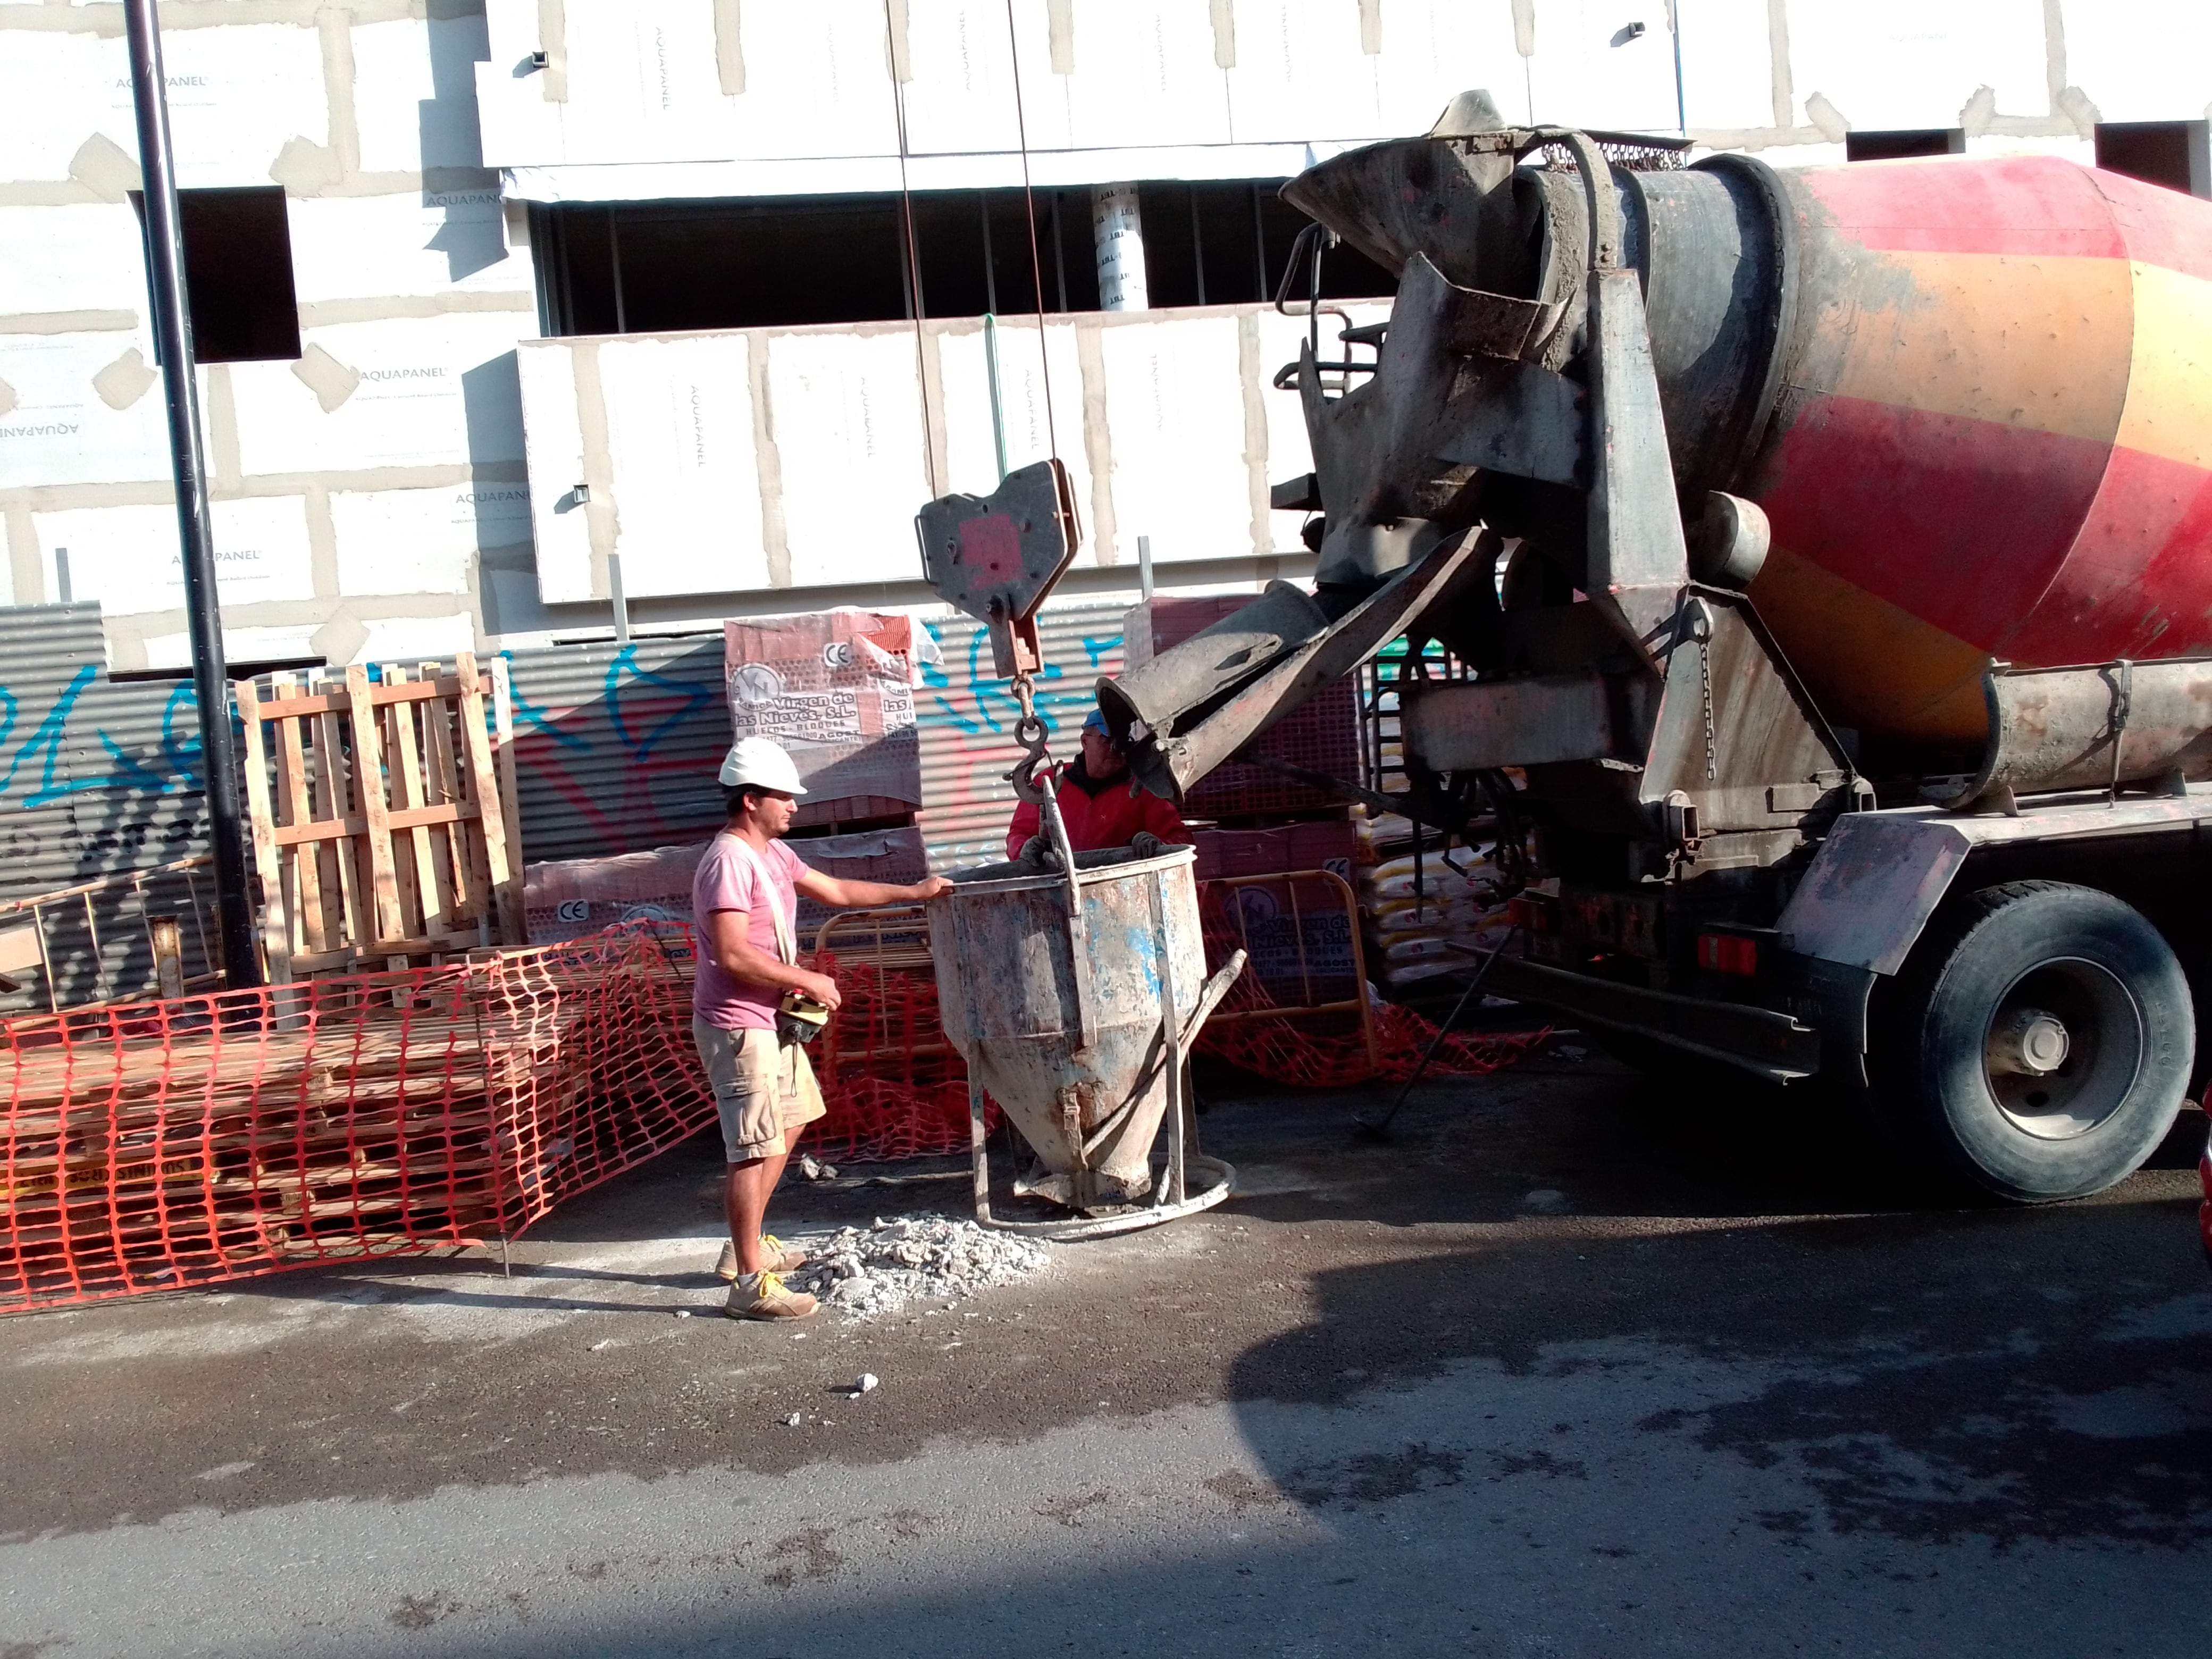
[3,1050,2208,1658]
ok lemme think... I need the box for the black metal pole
[123,0,261,992]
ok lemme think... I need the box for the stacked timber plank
[237,653,524,982]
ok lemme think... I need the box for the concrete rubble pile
[787,1216,1051,1318]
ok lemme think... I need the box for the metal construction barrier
[0,854,222,1012]
[1196,867,1552,1088]
[810,903,979,1163]
[1197,868,1382,1075]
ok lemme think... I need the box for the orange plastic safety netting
[804,899,1551,1139]
[1,907,1547,1312]
[1193,879,1552,1087]
[0,927,709,1314]
[809,954,986,1163]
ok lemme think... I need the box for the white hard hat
[718,736,807,795]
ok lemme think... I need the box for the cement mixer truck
[1097,96,2212,1203]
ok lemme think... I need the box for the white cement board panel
[935,320,1093,555]
[899,0,1024,156]
[556,0,733,167]
[515,340,592,603]
[1225,0,1378,146]
[285,191,521,303]
[0,31,116,186]
[473,56,566,169]
[723,3,902,163]
[35,496,314,617]
[76,23,332,191]
[1097,314,1253,566]
[1674,0,1784,132]
[141,624,322,673]
[1786,0,2048,132]
[332,483,517,597]
[350,13,494,173]
[0,333,166,490]
[229,314,529,476]
[2058,0,2212,124]
[1524,0,1684,134]
[1369,0,1526,135]
[0,203,148,317]
[351,611,476,666]
[599,332,769,599]
[1059,0,1230,152]
[482,0,541,70]
[767,330,932,588]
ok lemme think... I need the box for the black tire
[1872,881,2193,1202]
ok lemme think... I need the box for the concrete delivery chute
[1090,100,2212,1203]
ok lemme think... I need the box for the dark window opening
[2095,120,2211,197]
[132,186,301,364]
[1844,129,1965,162]
[530,181,1392,337]
[111,655,325,684]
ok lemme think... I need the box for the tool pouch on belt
[776,991,830,1048]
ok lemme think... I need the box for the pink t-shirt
[691,832,808,1031]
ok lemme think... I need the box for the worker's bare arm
[701,908,841,1010]
[793,869,953,909]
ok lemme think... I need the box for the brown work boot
[714,1234,808,1280]
[725,1270,818,1321]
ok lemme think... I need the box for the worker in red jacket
[1005,707,1191,861]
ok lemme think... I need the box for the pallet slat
[237,662,526,981]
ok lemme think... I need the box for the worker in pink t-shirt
[694,737,951,1321]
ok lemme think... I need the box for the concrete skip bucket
[929,842,1245,1240]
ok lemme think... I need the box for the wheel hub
[1981,958,2144,1141]
[1987,1007,2070,1076]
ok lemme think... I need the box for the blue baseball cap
[1082,707,1109,734]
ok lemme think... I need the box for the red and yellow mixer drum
[1745,155,2212,749]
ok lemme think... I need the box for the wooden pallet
[236,653,524,983]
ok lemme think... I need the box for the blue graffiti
[0,664,204,810]
[920,618,1122,741]
[603,644,716,761]
[496,648,589,752]
[158,682,203,790]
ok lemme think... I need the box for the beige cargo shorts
[692,1017,826,1164]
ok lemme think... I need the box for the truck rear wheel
[1875,881,2192,1202]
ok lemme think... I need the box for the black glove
[1129,831,1168,859]
[1015,835,1058,869]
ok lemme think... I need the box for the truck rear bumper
[1488,956,1822,1084]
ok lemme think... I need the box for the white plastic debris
[800,1154,839,1181]
[782,1412,802,1427]
[783,1216,1051,1319]
[674,1309,692,1319]
[856,1373,879,1394]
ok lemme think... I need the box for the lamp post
[123,0,262,991]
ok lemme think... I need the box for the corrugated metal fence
[914,601,1130,869]
[497,633,728,864]
[0,600,1140,1009]
[0,604,219,1011]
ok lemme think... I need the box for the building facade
[1,0,2208,672]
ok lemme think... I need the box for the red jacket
[1005,762,1190,860]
